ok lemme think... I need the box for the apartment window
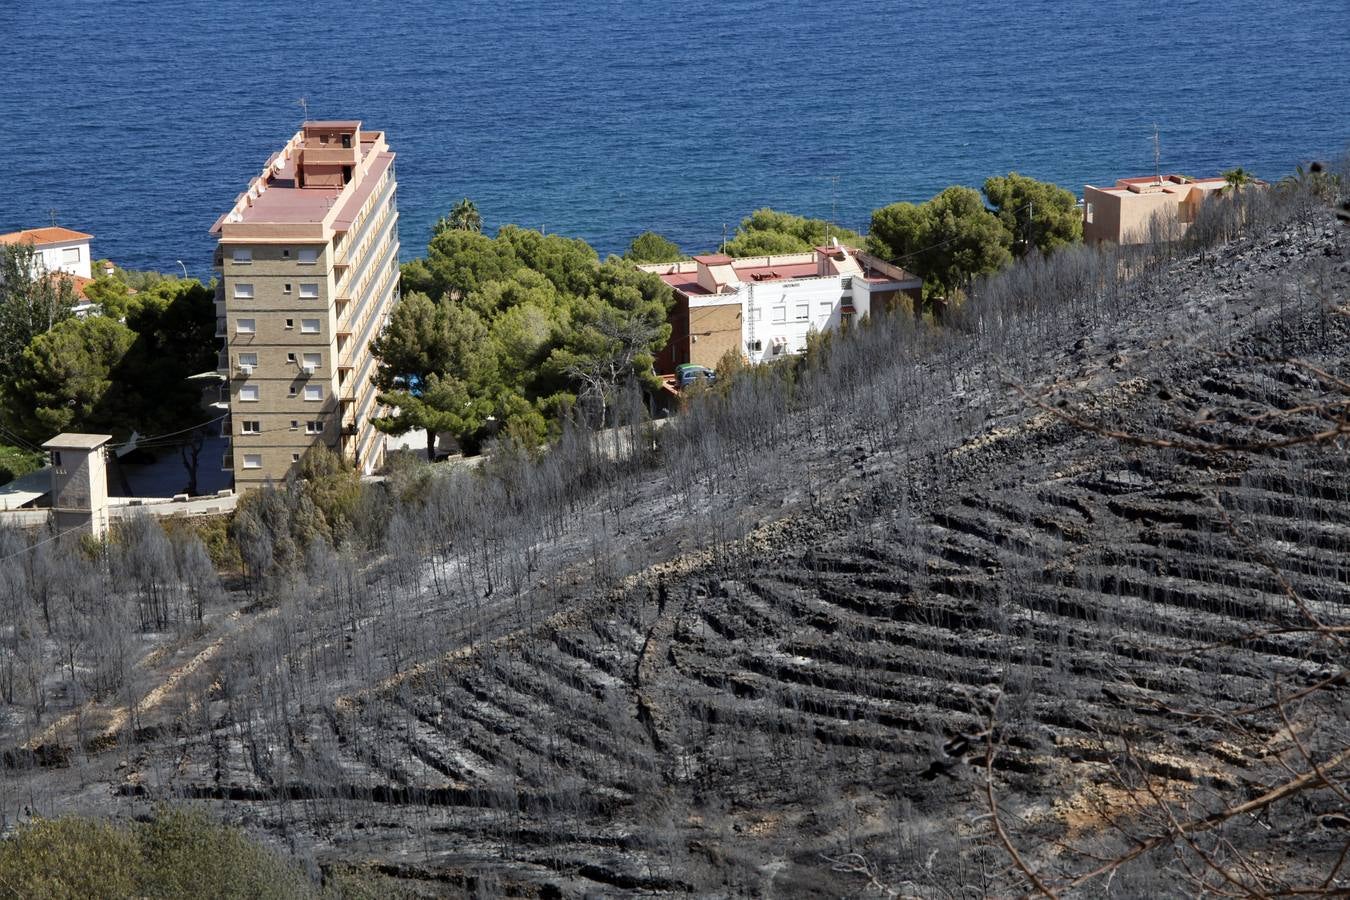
[341,134,351,149]
[288,387,298,397]
[238,352,258,367]
[281,248,291,259]
[233,283,254,299]
[1085,203,1094,224]
[298,248,319,265]
[771,306,786,323]
[290,420,299,430]
[236,318,255,334]
[304,385,323,401]
[284,318,294,329]
[242,454,262,470]
[239,384,260,402]
[62,247,81,264]
[819,302,834,318]
[300,318,320,334]
[231,248,252,264]
[748,339,762,353]
[299,283,319,299]
[241,420,261,434]
[291,453,300,463]
[286,353,296,363]
[751,308,763,322]
[305,420,323,434]
[302,352,322,368]
[51,451,62,467]
[795,303,810,321]
[283,283,292,294]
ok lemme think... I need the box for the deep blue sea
[2,0,1346,275]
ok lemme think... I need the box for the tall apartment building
[210,121,400,489]
[640,243,922,372]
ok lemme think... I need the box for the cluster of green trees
[622,174,1082,314]
[0,246,216,487]
[376,214,673,455]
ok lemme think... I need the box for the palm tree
[1221,167,1256,194]
[434,198,483,236]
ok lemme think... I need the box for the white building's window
[819,302,833,318]
[241,420,260,434]
[751,308,763,322]
[238,352,258,367]
[233,283,254,299]
[236,318,255,333]
[304,385,323,401]
[795,303,810,321]
[284,318,294,329]
[290,420,299,430]
[305,420,323,434]
[298,248,319,265]
[291,453,300,462]
[771,306,786,323]
[283,283,292,294]
[242,454,262,469]
[299,283,319,299]
[300,318,320,334]
[239,384,260,402]
[302,352,321,368]
[231,248,252,264]
[62,247,81,264]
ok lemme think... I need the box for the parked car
[676,365,716,389]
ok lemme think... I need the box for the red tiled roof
[0,226,93,246]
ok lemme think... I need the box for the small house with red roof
[639,242,921,372]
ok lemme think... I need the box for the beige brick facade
[211,121,399,490]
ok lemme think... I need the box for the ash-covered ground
[3,209,1346,897]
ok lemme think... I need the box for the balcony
[213,247,223,270]
[215,317,227,338]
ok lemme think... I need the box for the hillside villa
[640,242,921,372]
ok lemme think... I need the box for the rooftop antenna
[297,96,309,124]
[1152,123,1162,184]
[722,222,728,252]
[48,208,59,226]
[829,175,839,241]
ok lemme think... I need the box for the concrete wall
[32,238,92,279]
[688,303,742,369]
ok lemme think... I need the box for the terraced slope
[244,221,1341,895]
[8,216,1344,896]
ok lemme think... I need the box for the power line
[109,412,228,451]
[0,522,90,564]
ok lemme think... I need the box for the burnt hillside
[2,197,1346,897]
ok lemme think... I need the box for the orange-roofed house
[0,226,94,279]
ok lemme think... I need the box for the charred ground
[1,193,1347,897]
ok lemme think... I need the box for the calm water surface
[2,0,1346,273]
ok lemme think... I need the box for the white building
[0,227,95,279]
[641,243,922,371]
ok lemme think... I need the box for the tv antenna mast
[48,208,59,227]
[1152,123,1162,183]
[297,97,309,123]
[829,175,839,241]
